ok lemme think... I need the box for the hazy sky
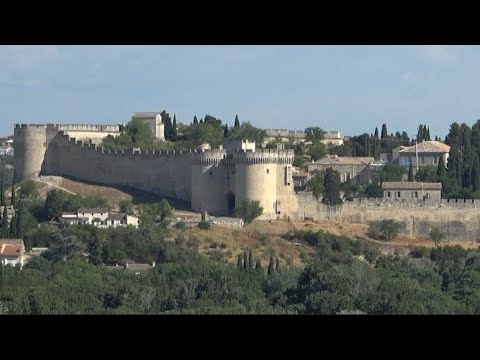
[1,45,480,139]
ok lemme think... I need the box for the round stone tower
[233,149,285,220]
[14,124,47,182]
[191,149,227,215]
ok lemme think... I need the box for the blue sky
[1,45,480,140]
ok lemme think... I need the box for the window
[397,191,401,198]
[346,173,351,181]
[415,191,418,198]
[387,191,391,198]
[267,169,269,174]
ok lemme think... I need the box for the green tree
[248,249,253,270]
[275,258,280,271]
[45,190,65,221]
[308,142,327,162]
[381,124,388,139]
[305,127,325,143]
[308,170,324,199]
[437,156,447,180]
[415,165,438,183]
[0,177,4,206]
[172,115,177,141]
[1,206,8,238]
[268,255,274,275]
[237,254,243,269]
[322,168,342,206]
[236,199,263,224]
[158,199,173,221]
[234,115,240,128]
[19,180,38,198]
[11,183,15,207]
[193,116,198,125]
[128,117,154,148]
[408,163,414,182]
[244,251,248,270]
[255,259,262,270]
[430,227,446,246]
[119,200,133,215]
[223,124,229,138]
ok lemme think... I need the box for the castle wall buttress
[14,125,47,182]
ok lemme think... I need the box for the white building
[0,239,25,268]
[61,208,139,228]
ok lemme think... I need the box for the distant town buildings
[263,129,345,146]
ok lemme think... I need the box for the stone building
[61,208,139,228]
[132,112,165,141]
[397,141,450,170]
[0,239,25,268]
[382,182,442,201]
[307,155,374,184]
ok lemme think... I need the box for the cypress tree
[381,124,388,139]
[193,116,198,125]
[267,255,274,275]
[426,126,431,141]
[172,115,177,141]
[255,259,262,270]
[248,249,253,270]
[0,177,4,207]
[234,115,240,128]
[16,200,24,239]
[199,119,204,124]
[223,124,229,138]
[237,254,243,269]
[322,168,342,206]
[422,125,428,141]
[11,183,15,207]
[408,163,414,181]
[9,214,16,238]
[1,206,8,238]
[374,127,379,138]
[275,258,280,270]
[243,251,248,270]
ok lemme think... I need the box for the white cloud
[402,71,415,81]
[418,45,457,65]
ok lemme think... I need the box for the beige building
[61,208,139,228]
[307,155,374,183]
[397,141,450,170]
[0,239,25,268]
[132,112,165,141]
[382,182,442,201]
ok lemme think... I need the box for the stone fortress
[13,113,480,242]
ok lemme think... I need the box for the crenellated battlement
[232,148,294,164]
[15,124,47,129]
[15,123,121,132]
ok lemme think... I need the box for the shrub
[175,221,187,230]
[429,227,446,246]
[236,199,263,224]
[197,221,211,230]
[367,220,402,241]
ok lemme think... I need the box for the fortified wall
[294,192,480,242]
[14,124,296,219]
[14,122,480,239]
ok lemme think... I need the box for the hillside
[31,176,480,269]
